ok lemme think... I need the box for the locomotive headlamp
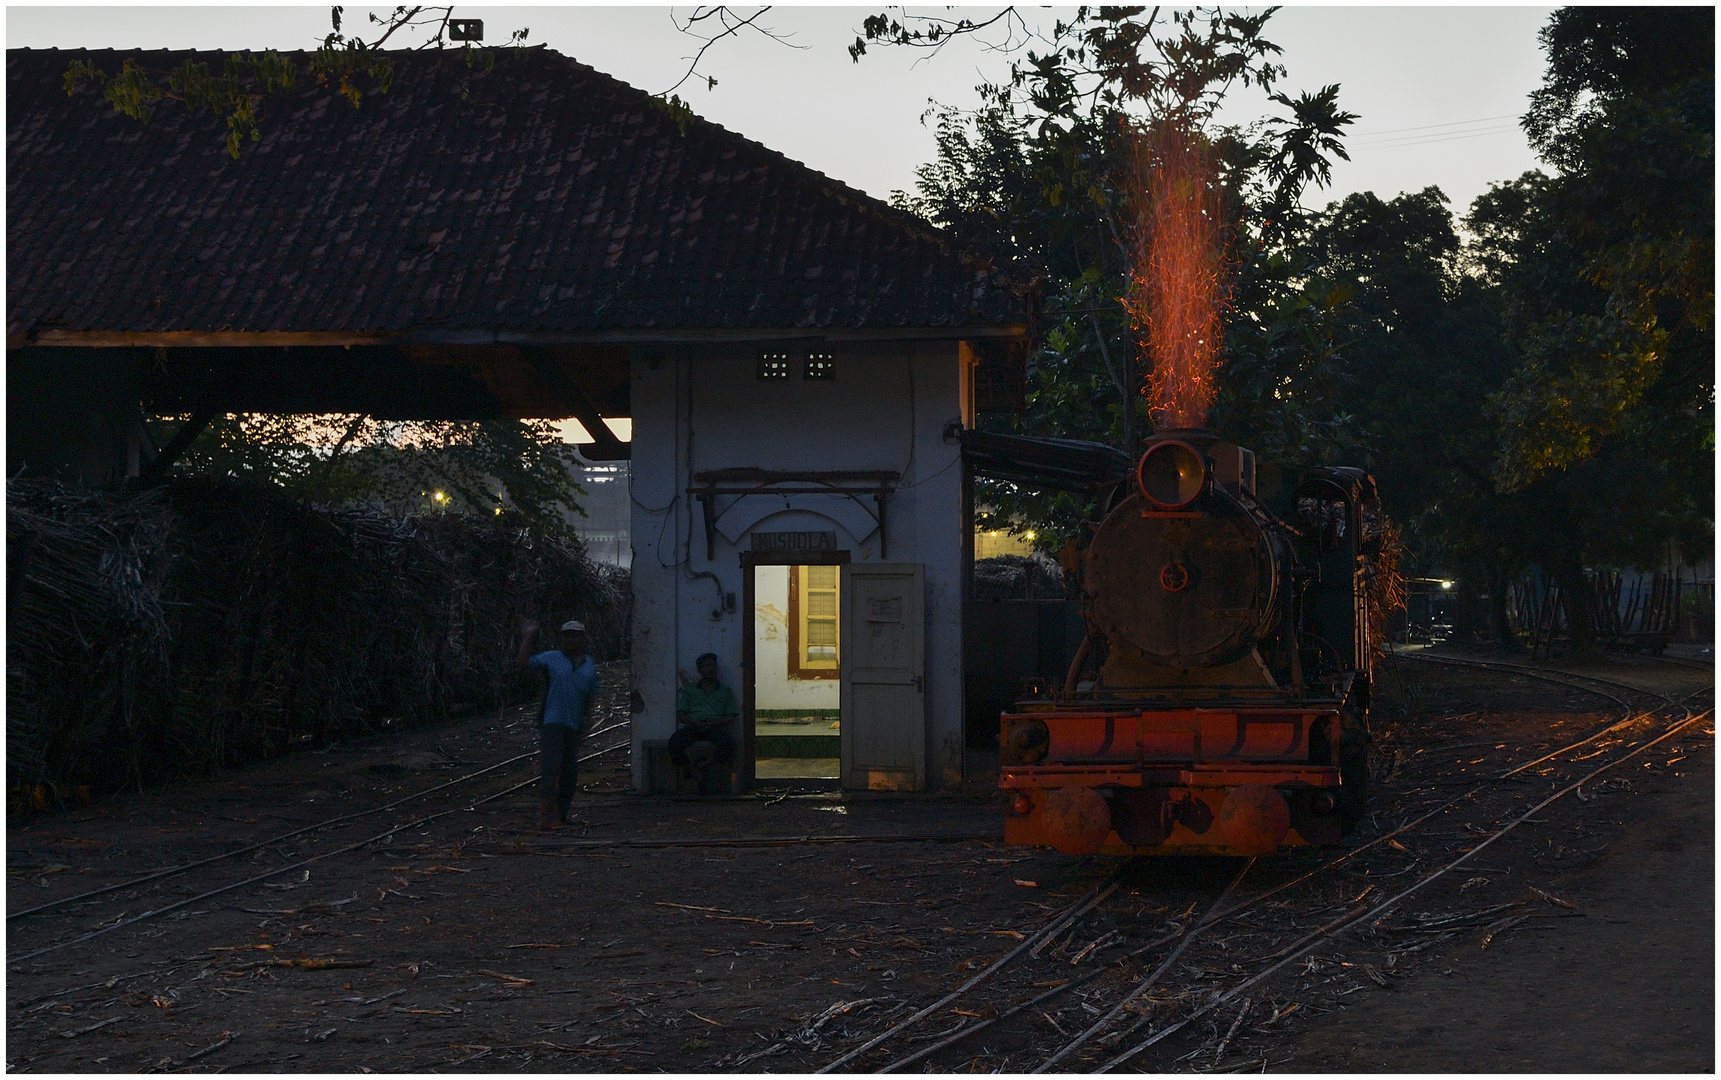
[1137,440,1207,509]
[1000,717,1050,765]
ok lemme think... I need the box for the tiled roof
[7,47,1026,338]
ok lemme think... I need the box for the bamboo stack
[8,477,630,808]
[1506,568,1690,659]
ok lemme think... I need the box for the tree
[144,414,587,539]
[1284,186,1530,642]
[877,7,1358,548]
[1471,8,1714,652]
[1490,7,1713,496]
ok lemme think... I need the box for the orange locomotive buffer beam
[1000,707,1345,856]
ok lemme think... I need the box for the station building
[6,45,1032,793]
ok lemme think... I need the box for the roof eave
[15,325,1030,350]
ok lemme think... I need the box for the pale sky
[9,5,1554,220]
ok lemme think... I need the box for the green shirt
[677,681,739,725]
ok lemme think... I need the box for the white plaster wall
[626,348,686,793]
[629,340,967,790]
[753,564,840,711]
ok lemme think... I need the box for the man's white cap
[561,620,586,633]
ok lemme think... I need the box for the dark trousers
[668,723,736,795]
[540,724,584,819]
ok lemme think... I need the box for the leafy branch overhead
[62,5,531,157]
[878,2,1708,636]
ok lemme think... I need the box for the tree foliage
[146,414,586,539]
[882,4,1710,654]
[1297,188,1518,585]
[874,6,1357,547]
[1488,6,1713,498]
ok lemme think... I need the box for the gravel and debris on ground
[6,651,1711,1072]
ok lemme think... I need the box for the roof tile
[9,46,1023,336]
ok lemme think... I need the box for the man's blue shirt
[529,651,599,730]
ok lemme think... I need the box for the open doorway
[749,561,843,780]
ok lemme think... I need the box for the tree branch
[661,6,803,99]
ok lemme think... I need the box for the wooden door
[840,563,925,791]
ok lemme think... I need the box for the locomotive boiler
[1000,429,1388,857]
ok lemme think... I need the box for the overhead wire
[1352,126,1522,151]
[1349,113,1519,137]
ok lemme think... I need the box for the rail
[838,657,1709,1073]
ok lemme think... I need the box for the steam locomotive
[999,429,1386,857]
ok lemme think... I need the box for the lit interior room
[752,564,841,779]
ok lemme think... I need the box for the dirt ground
[5,650,1713,1072]
[1280,652,1714,1072]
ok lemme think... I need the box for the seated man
[671,652,739,796]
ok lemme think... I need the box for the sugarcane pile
[7,477,629,807]
[972,555,1069,602]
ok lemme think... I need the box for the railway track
[1396,649,1696,701]
[806,656,1712,1073]
[1643,652,1714,672]
[6,712,638,965]
[11,653,1709,1068]
[7,709,1001,971]
[7,711,634,925]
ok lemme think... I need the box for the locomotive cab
[1000,430,1384,857]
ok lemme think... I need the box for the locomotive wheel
[1337,711,1370,832]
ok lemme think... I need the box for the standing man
[672,653,739,796]
[517,618,600,829]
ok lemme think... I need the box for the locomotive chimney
[1140,428,1254,501]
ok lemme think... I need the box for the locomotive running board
[999,762,1342,789]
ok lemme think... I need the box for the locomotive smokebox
[1085,430,1286,670]
[1137,438,1207,509]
